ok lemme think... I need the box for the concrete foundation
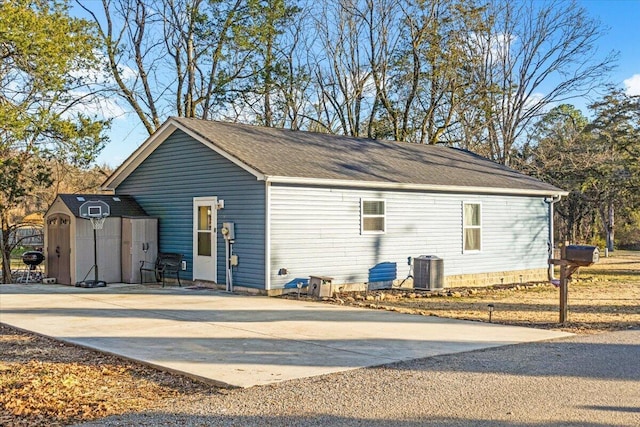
[445,268,548,288]
[199,268,550,296]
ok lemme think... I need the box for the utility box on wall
[413,255,444,290]
[221,222,235,240]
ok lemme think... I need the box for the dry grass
[328,250,640,335]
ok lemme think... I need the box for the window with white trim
[361,200,386,233]
[463,202,481,251]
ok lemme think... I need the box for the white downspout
[545,195,562,281]
[264,180,271,292]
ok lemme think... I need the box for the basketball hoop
[76,200,111,287]
[90,216,106,230]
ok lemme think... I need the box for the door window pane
[198,232,211,256]
[198,206,211,231]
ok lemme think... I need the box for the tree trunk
[607,202,614,252]
[1,218,12,284]
[599,202,615,252]
[263,38,273,127]
[1,248,10,284]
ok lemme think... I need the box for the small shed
[44,194,156,285]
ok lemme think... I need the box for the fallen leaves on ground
[0,324,211,426]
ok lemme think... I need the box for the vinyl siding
[269,185,549,288]
[116,130,265,288]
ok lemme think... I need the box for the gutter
[263,175,568,198]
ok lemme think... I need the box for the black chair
[140,253,183,287]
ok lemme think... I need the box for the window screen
[362,200,385,233]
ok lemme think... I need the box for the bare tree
[460,0,616,165]
[514,104,596,243]
[274,18,315,130]
[77,0,162,134]
[316,0,484,144]
[229,0,308,129]
[584,90,640,251]
[78,0,269,133]
[78,0,616,157]
[307,0,378,136]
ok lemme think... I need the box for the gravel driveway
[77,328,640,427]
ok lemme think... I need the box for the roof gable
[103,117,566,197]
[54,194,148,218]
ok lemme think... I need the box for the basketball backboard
[79,200,111,218]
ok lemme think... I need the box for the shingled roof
[104,117,566,196]
[57,194,148,218]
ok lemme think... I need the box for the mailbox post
[549,244,599,323]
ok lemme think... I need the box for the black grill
[22,251,45,268]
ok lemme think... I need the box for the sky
[581,0,640,93]
[91,0,640,168]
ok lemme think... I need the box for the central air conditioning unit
[413,255,444,290]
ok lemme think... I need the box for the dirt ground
[1,251,638,426]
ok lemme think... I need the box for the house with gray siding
[103,117,567,293]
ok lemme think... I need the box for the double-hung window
[361,200,386,234]
[463,202,481,252]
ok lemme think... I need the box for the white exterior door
[193,197,217,282]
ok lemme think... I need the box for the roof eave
[264,176,568,197]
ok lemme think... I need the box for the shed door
[193,197,217,282]
[121,218,133,283]
[47,214,71,284]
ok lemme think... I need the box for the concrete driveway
[0,283,571,388]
